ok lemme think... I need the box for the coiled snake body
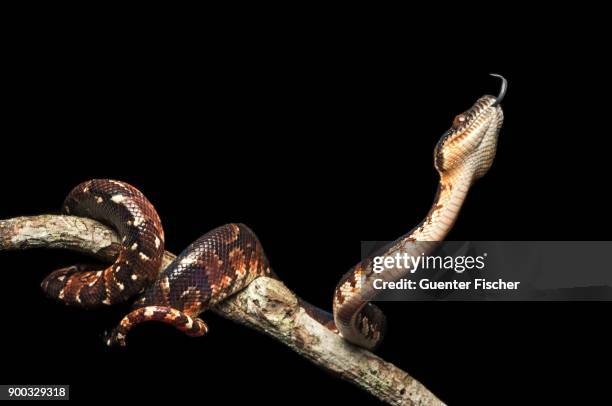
[41,76,506,349]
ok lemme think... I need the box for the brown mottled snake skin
[41,75,505,349]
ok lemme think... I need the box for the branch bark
[0,215,444,406]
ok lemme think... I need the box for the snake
[41,74,505,349]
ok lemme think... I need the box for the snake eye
[453,114,467,127]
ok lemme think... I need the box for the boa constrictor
[41,75,506,349]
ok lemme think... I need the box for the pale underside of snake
[40,75,505,349]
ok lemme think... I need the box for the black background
[1,9,610,405]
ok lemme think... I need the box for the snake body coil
[42,76,505,349]
[41,180,165,307]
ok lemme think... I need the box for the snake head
[434,74,506,180]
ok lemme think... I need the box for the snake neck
[332,167,477,349]
[408,167,475,242]
[361,166,476,293]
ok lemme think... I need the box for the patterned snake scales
[40,75,505,349]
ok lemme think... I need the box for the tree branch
[0,215,444,406]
